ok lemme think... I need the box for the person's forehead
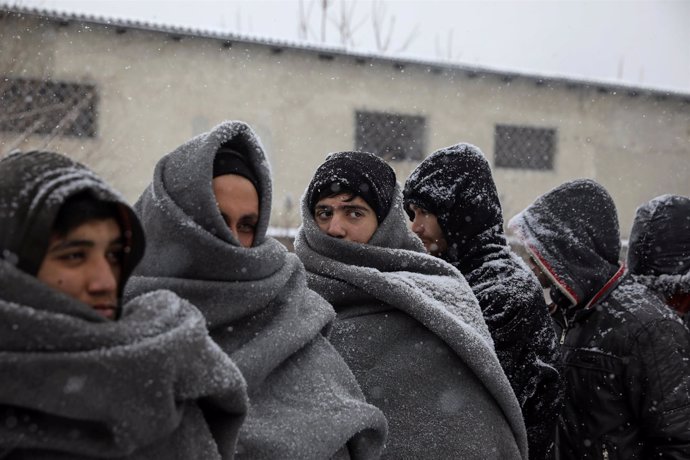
[62,218,122,238]
[317,194,372,209]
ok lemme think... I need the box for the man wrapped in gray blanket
[295,151,528,459]
[125,121,388,459]
[0,151,248,459]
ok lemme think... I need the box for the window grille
[355,110,426,161]
[494,124,556,170]
[0,77,98,138]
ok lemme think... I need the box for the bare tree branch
[298,0,316,40]
[320,0,330,42]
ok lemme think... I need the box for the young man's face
[37,218,123,319]
[409,204,448,257]
[213,174,260,248]
[315,194,378,244]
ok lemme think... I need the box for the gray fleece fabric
[295,184,528,460]
[0,260,248,459]
[125,121,387,460]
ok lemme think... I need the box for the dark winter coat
[125,121,388,460]
[403,143,561,459]
[509,179,690,460]
[0,151,248,459]
[296,181,528,460]
[628,194,690,303]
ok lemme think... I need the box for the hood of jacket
[628,194,690,298]
[403,143,505,269]
[508,179,621,308]
[0,150,145,300]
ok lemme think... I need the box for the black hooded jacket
[403,143,562,459]
[509,179,690,460]
[628,194,690,305]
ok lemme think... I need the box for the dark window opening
[0,77,98,138]
[494,124,556,170]
[355,110,426,161]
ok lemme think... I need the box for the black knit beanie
[213,145,259,191]
[306,151,396,223]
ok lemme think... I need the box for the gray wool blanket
[295,185,528,460]
[125,121,387,459]
[0,260,248,460]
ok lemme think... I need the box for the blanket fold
[295,185,528,459]
[126,120,387,459]
[0,260,248,460]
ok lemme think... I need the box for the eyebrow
[316,204,370,213]
[48,236,125,253]
[221,212,260,222]
[341,204,370,212]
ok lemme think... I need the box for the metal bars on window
[355,110,426,161]
[494,124,556,170]
[0,77,98,138]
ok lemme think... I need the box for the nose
[229,224,248,248]
[87,256,118,297]
[326,215,347,238]
[411,216,424,236]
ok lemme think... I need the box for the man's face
[37,218,123,319]
[409,204,448,257]
[314,194,378,244]
[213,174,260,248]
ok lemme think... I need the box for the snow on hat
[213,144,259,191]
[306,151,397,223]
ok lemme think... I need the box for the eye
[315,209,332,220]
[58,251,86,263]
[237,223,256,234]
[105,244,125,265]
[347,210,364,219]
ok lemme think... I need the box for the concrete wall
[2,11,689,237]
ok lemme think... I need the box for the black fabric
[126,121,388,459]
[509,179,690,459]
[508,179,620,307]
[213,146,259,190]
[403,143,562,459]
[305,151,396,223]
[403,143,504,267]
[628,194,690,298]
[552,279,690,460]
[0,151,145,293]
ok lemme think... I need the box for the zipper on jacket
[560,314,569,345]
[602,444,609,460]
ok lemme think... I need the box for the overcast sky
[13,0,690,94]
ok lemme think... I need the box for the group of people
[0,119,688,459]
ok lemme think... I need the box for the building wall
[2,12,689,237]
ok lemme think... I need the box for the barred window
[355,110,426,161]
[0,77,98,138]
[494,124,556,170]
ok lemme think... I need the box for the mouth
[92,304,117,320]
[420,239,438,250]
